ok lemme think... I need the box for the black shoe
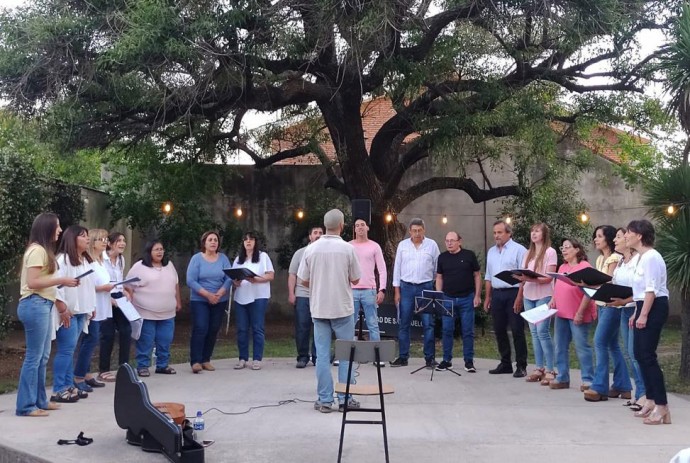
[436,360,452,371]
[296,360,307,369]
[488,363,513,374]
[513,366,527,378]
[425,358,437,369]
[464,362,476,373]
[390,357,408,367]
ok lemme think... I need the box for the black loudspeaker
[352,199,371,224]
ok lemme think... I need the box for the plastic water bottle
[193,410,205,442]
[151,347,157,368]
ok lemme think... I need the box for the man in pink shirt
[350,219,387,355]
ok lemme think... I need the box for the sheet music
[115,298,141,322]
[110,277,141,286]
[520,303,558,325]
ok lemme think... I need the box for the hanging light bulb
[580,213,589,223]
[162,202,173,215]
[385,212,394,223]
[441,215,448,225]
[296,209,304,220]
[667,205,676,215]
[235,207,243,218]
[505,216,512,225]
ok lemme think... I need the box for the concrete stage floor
[0,357,687,463]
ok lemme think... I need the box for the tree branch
[397,176,521,210]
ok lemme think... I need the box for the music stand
[410,290,462,381]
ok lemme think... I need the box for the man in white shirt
[288,226,324,368]
[483,220,528,377]
[390,218,440,367]
[298,209,361,413]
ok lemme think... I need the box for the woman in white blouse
[231,232,274,370]
[52,225,96,403]
[625,220,670,425]
[72,229,113,392]
[608,228,646,410]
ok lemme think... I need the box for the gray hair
[408,218,425,229]
[493,220,512,234]
[324,209,345,231]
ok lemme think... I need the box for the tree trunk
[680,291,690,380]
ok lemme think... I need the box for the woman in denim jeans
[231,232,274,371]
[514,223,557,384]
[52,225,97,403]
[608,228,646,409]
[584,225,631,402]
[16,213,78,417]
[547,239,596,391]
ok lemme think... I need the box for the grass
[1,320,688,395]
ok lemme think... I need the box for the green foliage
[643,166,690,295]
[659,2,690,134]
[0,151,84,340]
[105,142,236,253]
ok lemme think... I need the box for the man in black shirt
[435,231,482,372]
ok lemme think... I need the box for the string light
[441,215,448,225]
[235,207,243,218]
[385,212,394,223]
[667,205,676,215]
[162,202,173,215]
[296,209,304,220]
[505,216,512,224]
[580,213,589,223]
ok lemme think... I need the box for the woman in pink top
[547,238,596,391]
[515,223,557,384]
[126,240,181,377]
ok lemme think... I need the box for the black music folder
[582,283,633,303]
[223,268,257,280]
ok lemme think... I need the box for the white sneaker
[251,360,262,370]
[234,360,246,370]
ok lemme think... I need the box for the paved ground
[0,357,687,463]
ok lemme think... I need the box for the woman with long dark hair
[51,225,96,403]
[625,220,671,424]
[187,231,232,374]
[16,213,78,416]
[585,225,632,402]
[126,239,181,377]
[231,232,274,370]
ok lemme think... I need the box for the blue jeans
[313,316,356,404]
[136,318,175,369]
[16,295,53,416]
[74,320,100,378]
[53,313,87,393]
[398,281,434,360]
[189,300,226,365]
[439,294,475,363]
[621,306,646,400]
[353,289,380,341]
[590,306,631,395]
[235,298,268,361]
[554,316,594,384]
[524,297,554,371]
[294,297,316,363]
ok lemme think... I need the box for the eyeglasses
[559,245,573,251]
[96,238,109,243]
[445,239,460,243]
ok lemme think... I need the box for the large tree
[0,0,675,258]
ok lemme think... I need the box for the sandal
[526,368,545,382]
[137,368,150,377]
[540,371,556,386]
[629,403,643,412]
[155,366,177,375]
[97,371,117,383]
[51,389,79,403]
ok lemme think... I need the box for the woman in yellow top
[585,225,632,402]
[15,213,78,417]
